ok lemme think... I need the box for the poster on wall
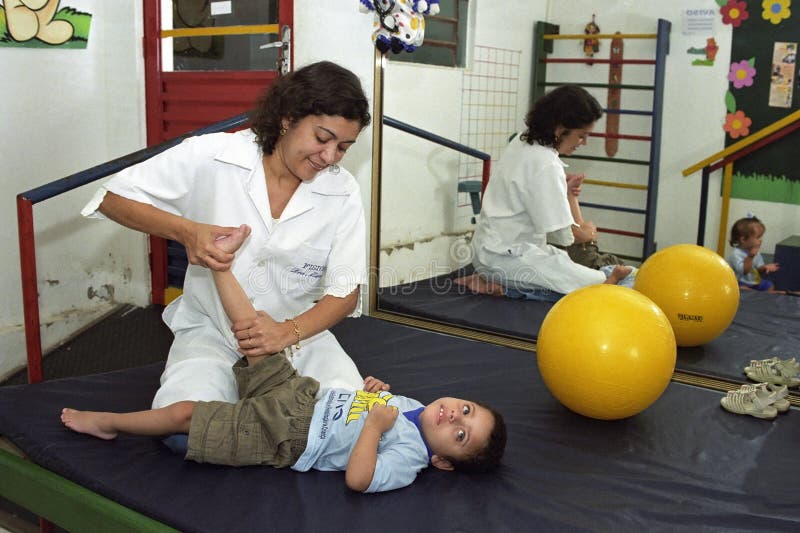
[682,6,716,35]
[0,1,91,49]
[725,3,799,206]
[769,42,797,108]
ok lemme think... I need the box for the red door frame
[141,0,293,305]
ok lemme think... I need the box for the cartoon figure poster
[768,42,797,108]
[0,1,91,48]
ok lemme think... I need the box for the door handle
[259,25,291,74]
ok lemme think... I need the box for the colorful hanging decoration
[718,0,751,27]
[687,38,720,66]
[761,0,792,25]
[359,0,441,54]
[583,14,600,61]
[723,109,753,138]
[605,32,623,157]
[728,58,757,88]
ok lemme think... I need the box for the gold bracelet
[287,318,301,350]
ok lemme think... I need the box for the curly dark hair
[250,61,372,155]
[520,85,603,147]
[447,402,507,473]
[730,216,764,246]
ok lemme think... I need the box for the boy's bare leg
[454,273,506,296]
[209,224,272,366]
[603,265,633,285]
[60,401,195,440]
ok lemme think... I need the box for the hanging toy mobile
[583,14,600,62]
[359,0,441,54]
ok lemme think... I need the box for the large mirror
[371,5,652,348]
[369,7,800,401]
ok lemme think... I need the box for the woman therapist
[457,85,631,301]
[82,61,372,450]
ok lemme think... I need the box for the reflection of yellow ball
[537,285,676,420]
[633,244,739,347]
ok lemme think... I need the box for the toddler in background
[727,215,781,292]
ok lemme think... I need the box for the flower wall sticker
[719,0,751,26]
[761,0,791,24]
[728,58,757,88]
[723,110,753,138]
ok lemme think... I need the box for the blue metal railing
[383,116,490,161]
[19,113,250,204]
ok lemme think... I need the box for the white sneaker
[738,383,790,413]
[720,388,778,419]
[743,357,780,374]
[744,359,800,387]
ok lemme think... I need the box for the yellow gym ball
[537,285,677,420]
[633,244,740,347]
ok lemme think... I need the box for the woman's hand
[98,193,238,271]
[232,311,293,356]
[181,221,240,271]
[573,221,598,243]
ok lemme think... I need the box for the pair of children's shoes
[720,382,790,419]
[743,357,800,388]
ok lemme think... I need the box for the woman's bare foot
[215,224,251,254]
[454,273,506,296]
[60,408,118,440]
[603,265,633,285]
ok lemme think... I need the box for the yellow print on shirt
[346,390,394,424]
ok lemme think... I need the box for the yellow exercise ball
[633,244,739,347]
[537,285,677,420]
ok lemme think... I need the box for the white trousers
[152,327,362,409]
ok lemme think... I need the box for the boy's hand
[365,404,398,433]
[748,244,761,256]
[604,264,633,285]
[763,262,780,273]
[362,376,390,393]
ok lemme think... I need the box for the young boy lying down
[62,225,506,493]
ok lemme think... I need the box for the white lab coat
[82,130,366,407]
[471,136,605,294]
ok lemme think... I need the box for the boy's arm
[345,404,398,492]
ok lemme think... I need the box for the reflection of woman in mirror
[456,86,632,302]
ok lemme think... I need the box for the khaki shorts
[186,354,319,467]
[559,242,623,269]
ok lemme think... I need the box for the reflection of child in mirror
[727,216,785,294]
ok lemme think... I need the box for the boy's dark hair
[729,216,764,246]
[448,402,507,473]
[250,61,372,155]
[520,85,603,147]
